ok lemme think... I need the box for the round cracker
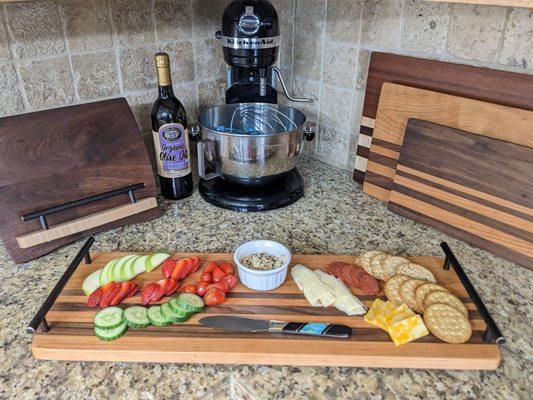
[370,253,389,280]
[423,291,468,318]
[382,256,409,280]
[358,251,385,275]
[399,278,425,312]
[384,274,411,306]
[414,283,448,312]
[424,303,472,344]
[396,263,436,283]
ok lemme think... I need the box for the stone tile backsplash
[0,0,531,173]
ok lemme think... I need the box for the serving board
[31,252,501,370]
[0,98,160,263]
[388,119,533,269]
[362,83,533,202]
[353,52,533,183]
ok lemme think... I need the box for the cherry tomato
[196,281,209,296]
[221,275,237,291]
[180,284,197,294]
[200,272,213,283]
[204,261,218,274]
[204,288,226,306]
[212,266,226,283]
[219,262,235,276]
[206,283,228,293]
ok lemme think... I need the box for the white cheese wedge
[315,270,367,316]
[291,264,336,307]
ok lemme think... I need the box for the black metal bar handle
[21,183,145,223]
[440,242,505,345]
[26,236,95,334]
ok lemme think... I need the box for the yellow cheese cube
[375,301,396,331]
[384,304,416,331]
[388,315,429,346]
[364,299,395,331]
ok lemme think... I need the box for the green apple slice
[82,269,102,295]
[111,255,137,282]
[145,253,170,272]
[133,255,149,276]
[99,260,117,286]
[117,256,139,282]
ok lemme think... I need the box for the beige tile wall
[0,0,531,172]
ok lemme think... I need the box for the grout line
[398,0,406,50]
[106,0,125,97]
[58,3,80,103]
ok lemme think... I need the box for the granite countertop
[0,158,531,399]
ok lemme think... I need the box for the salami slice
[341,264,353,285]
[353,267,366,287]
[359,274,380,295]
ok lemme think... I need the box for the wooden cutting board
[31,252,501,370]
[353,52,533,183]
[0,99,160,263]
[362,83,533,202]
[388,119,533,269]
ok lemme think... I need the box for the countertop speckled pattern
[0,158,531,400]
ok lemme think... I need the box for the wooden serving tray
[31,252,501,370]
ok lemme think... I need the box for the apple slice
[82,269,102,296]
[145,253,170,272]
[116,256,138,282]
[133,255,149,277]
[99,259,117,286]
[111,255,137,282]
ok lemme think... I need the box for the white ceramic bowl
[234,240,291,291]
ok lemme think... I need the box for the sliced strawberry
[222,275,237,291]
[171,259,189,280]
[219,262,235,276]
[212,266,226,283]
[141,282,163,305]
[206,283,228,293]
[161,259,177,278]
[204,261,218,274]
[110,282,130,306]
[167,278,180,295]
[86,287,102,308]
[99,282,120,308]
[157,278,172,295]
[183,258,195,276]
[126,282,139,298]
[190,256,201,273]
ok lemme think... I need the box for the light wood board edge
[426,0,533,9]
[16,197,158,249]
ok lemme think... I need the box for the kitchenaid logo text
[222,35,280,49]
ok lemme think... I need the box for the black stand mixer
[197,0,313,212]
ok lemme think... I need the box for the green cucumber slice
[123,306,151,328]
[133,255,149,276]
[99,260,117,286]
[147,305,171,327]
[117,256,138,282]
[169,298,193,317]
[111,255,137,282]
[93,306,124,330]
[161,302,189,323]
[94,322,128,341]
[145,253,170,272]
[82,269,102,296]
[176,293,204,313]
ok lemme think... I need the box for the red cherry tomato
[196,281,209,296]
[221,275,237,291]
[200,272,213,283]
[219,262,235,276]
[180,284,197,294]
[205,283,228,293]
[204,261,218,274]
[212,266,226,283]
[204,288,226,306]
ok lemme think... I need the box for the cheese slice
[388,314,429,346]
[364,298,387,327]
[384,304,416,330]
[364,299,395,330]
[315,270,366,315]
[291,264,335,307]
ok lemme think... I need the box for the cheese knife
[199,316,351,339]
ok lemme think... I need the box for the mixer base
[198,168,304,212]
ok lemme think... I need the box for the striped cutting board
[389,119,533,269]
[353,52,533,183]
[32,252,501,369]
[362,83,533,203]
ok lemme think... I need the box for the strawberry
[99,282,120,308]
[126,282,139,298]
[168,278,180,294]
[110,282,131,306]
[171,259,189,280]
[219,262,235,276]
[141,282,164,305]
[190,256,201,273]
[204,261,218,274]
[157,278,172,295]
[161,259,177,279]
[212,266,226,283]
[86,287,102,308]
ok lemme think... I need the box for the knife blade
[199,316,351,339]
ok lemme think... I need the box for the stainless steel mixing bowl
[195,103,315,184]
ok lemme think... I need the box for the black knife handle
[272,322,351,339]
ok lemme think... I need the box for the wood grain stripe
[356,145,370,159]
[361,116,375,129]
[360,126,374,137]
[365,160,396,179]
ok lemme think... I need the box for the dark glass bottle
[151,52,193,200]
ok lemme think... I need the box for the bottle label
[153,123,191,178]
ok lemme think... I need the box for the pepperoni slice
[359,274,380,295]
[353,267,366,287]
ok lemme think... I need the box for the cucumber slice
[147,305,171,327]
[93,306,124,330]
[94,322,128,341]
[161,302,189,323]
[111,255,137,282]
[145,253,170,272]
[117,256,138,282]
[123,306,151,328]
[169,298,193,317]
[82,269,102,296]
[133,255,149,276]
[99,260,117,286]
[176,293,204,313]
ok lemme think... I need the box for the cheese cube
[364,299,395,330]
[388,315,429,346]
[384,304,416,330]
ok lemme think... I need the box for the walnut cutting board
[362,83,533,202]
[388,119,533,269]
[0,99,160,263]
[32,252,501,369]
[353,52,533,183]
